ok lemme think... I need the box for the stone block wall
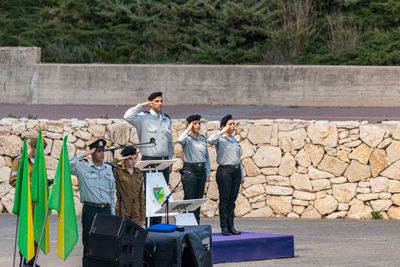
[1,117,400,219]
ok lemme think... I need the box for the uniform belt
[184,162,206,168]
[142,156,169,160]
[83,202,110,208]
[219,165,240,169]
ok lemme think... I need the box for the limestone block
[295,149,311,167]
[392,124,400,140]
[388,180,400,193]
[12,122,26,135]
[0,201,3,213]
[252,145,281,167]
[359,125,385,148]
[47,121,64,133]
[0,125,12,134]
[44,131,63,140]
[235,193,251,217]
[249,202,263,210]
[386,140,400,164]
[292,205,305,214]
[0,167,10,183]
[0,135,23,157]
[74,129,92,141]
[356,187,371,194]
[244,207,273,218]
[242,184,264,198]
[348,144,372,165]
[387,206,400,219]
[378,138,392,149]
[370,200,392,211]
[240,139,255,159]
[278,128,307,152]
[370,177,389,193]
[356,193,379,201]
[129,127,139,144]
[297,166,308,174]
[249,194,267,203]
[307,123,338,147]
[290,173,312,192]
[304,143,324,167]
[339,130,349,139]
[242,158,261,177]
[316,191,327,199]
[266,175,290,186]
[314,195,338,215]
[347,199,372,219]
[173,143,182,158]
[265,185,293,196]
[51,140,76,159]
[370,149,389,177]
[311,179,331,192]
[247,126,273,145]
[343,140,362,148]
[208,147,218,171]
[87,125,106,138]
[261,168,279,175]
[64,132,76,143]
[358,181,370,188]
[267,196,292,215]
[336,149,350,163]
[278,153,297,176]
[308,166,334,179]
[292,199,309,206]
[330,177,348,184]
[334,121,360,129]
[391,194,400,206]
[317,155,348,176]
[106,122,130,145]
[301,208,322,219]
[381,160,400,180]
[206,180,219,200]
[332,183,357,203]
[71,120,86,128]
[293,190,315,201]
[287,212,300,218]
[201,199,218,217]
[1,193,14,213]
[338,203,349,211]
[243,175,265,188]
[343,160,370,183]
[326,211,347,219]
[0,182,11,198]
[379,192,392,199]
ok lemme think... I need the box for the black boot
[221,227,231,236]
[229,226,241,235]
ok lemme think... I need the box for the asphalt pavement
[0,215,399,267]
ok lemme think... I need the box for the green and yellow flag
[12,139,35,262]
[31,130,50,254]
[47,136,78,260]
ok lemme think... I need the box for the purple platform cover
[212,232,294,264]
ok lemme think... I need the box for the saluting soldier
[69,138,116,267]
[208,114,244,236]
[123,91,174,225]
[177,114,210,224]
[112,146,145,226]
[9,137,47,267]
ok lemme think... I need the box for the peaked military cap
[121,146,137,157]
[220,114,233,127]
[89,138,106,150]
[148,92,163,101]
[186,114,201,124]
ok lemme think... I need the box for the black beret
[148,92,163,101]
[186,114,201,124]
[121,146,137,157]
[220,114,233,127]
[89,138,106,150]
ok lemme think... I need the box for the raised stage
[212,232,294,264]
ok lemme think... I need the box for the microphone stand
[161,172,189,224]
[107,148,128,214]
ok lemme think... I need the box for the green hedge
[1,0,399,65]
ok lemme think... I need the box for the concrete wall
[2,47,400,106]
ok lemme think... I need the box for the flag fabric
[31,130,50,254]
[12,139,35,262]
[47,136,78,260]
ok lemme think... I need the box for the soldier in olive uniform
[112,146,145,226]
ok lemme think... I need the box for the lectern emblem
[153,187,165,203]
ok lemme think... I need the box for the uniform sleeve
[167,119,174,159]
[69,154,84,176]
[110,172,116,214]
[139,171,145,222]
[207,131,224,146]
[123,104,143,127]
[177,129,189,145]
[205,146,211,177]
[8,159,20,188]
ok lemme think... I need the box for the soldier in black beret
[88,138,106,150]
[148,91,163,101]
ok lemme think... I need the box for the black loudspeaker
[87,214,147,267]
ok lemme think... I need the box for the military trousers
[182,163,207,224]
[216,165,241,229]
[81,203,111,267]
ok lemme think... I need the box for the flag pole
[32,207,49,267]
[13,215,19,267]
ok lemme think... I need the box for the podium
[135,160,207,226]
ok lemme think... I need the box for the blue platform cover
[147,223,177,232]
[212,232,294,264]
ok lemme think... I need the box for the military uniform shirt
[9,157,34,187]
[178,130,211,176]
[69,155,116,214]
[124,104,174,159]
[207,131,244,178]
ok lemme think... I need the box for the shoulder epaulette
[144,111,150,114]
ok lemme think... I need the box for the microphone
[179,169,191,175]
[104,146,125,152]
[105,161,119,169]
